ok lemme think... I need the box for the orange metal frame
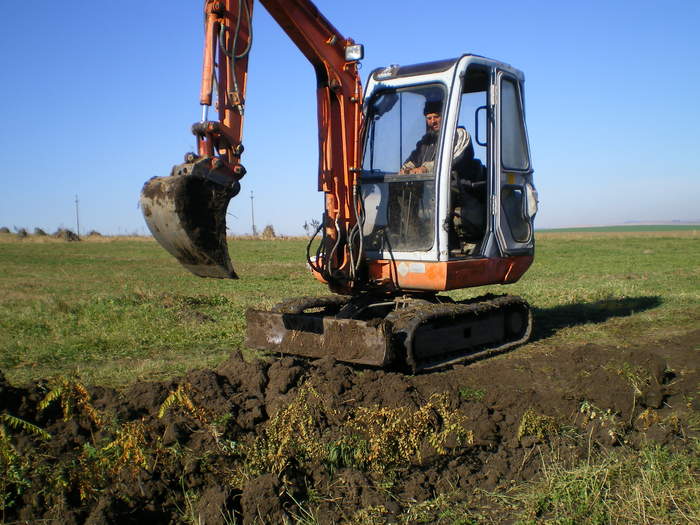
[198,0,253,167]
[365,256,534,292]
[198,0,363,282]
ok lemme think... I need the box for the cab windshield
[360,85,445,252]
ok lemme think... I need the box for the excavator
[140,0,538,372]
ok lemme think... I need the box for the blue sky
[1,0,698,235]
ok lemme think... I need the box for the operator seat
[450,157,487,255]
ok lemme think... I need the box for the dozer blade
[140,158,240,278]
[246,309,394,366]
[245,296,396,367]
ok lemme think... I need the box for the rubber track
[260,294,531,372]
[386,294,532,372]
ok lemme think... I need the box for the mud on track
[1,330,698,524]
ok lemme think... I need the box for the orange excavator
[140,0,538,372]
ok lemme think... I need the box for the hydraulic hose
[219,0,253,113]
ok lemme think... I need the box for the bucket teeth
[140,158,239,279]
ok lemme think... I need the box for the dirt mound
[1,331,698,523]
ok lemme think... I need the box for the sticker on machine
[397,262,426,277]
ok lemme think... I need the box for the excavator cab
[360,56,537,281]
[248,56,538,372]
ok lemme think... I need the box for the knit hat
[423,100,442,115]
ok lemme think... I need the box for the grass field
[538,224,700,233]
[1,230,698,386]
[0,231,698,523]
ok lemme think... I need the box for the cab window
[500,78,529,171]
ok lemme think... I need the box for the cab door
[493,71,537,255]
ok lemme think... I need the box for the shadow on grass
[531,296,662,342]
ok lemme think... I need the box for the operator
[398,99,486,250]
[399,100,473,175]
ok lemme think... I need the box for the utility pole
[75,194,80,237]
[250,190,257,236]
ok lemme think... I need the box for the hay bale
[34,228,47,236]
[261,225,276,239]
[53,228,81,242]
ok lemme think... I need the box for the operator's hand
[400,166,428,174]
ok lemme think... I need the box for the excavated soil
[1,330,698,524]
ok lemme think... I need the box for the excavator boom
[141,0,363,285]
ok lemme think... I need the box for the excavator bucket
[140,157,240,278]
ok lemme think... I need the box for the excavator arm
[140,0,364,285]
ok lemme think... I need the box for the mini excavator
[140,0,539,372]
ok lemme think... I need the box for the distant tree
[0,227,10,234]
[34,228,47,236]
[303,218,321,237]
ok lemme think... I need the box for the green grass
[458,386,486,402]
[513,442,700,524]
[389,442,700,524]
[538,224,700,233]
[0,237,326,385]
[452,230,700,348]
[0,231,698,385]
